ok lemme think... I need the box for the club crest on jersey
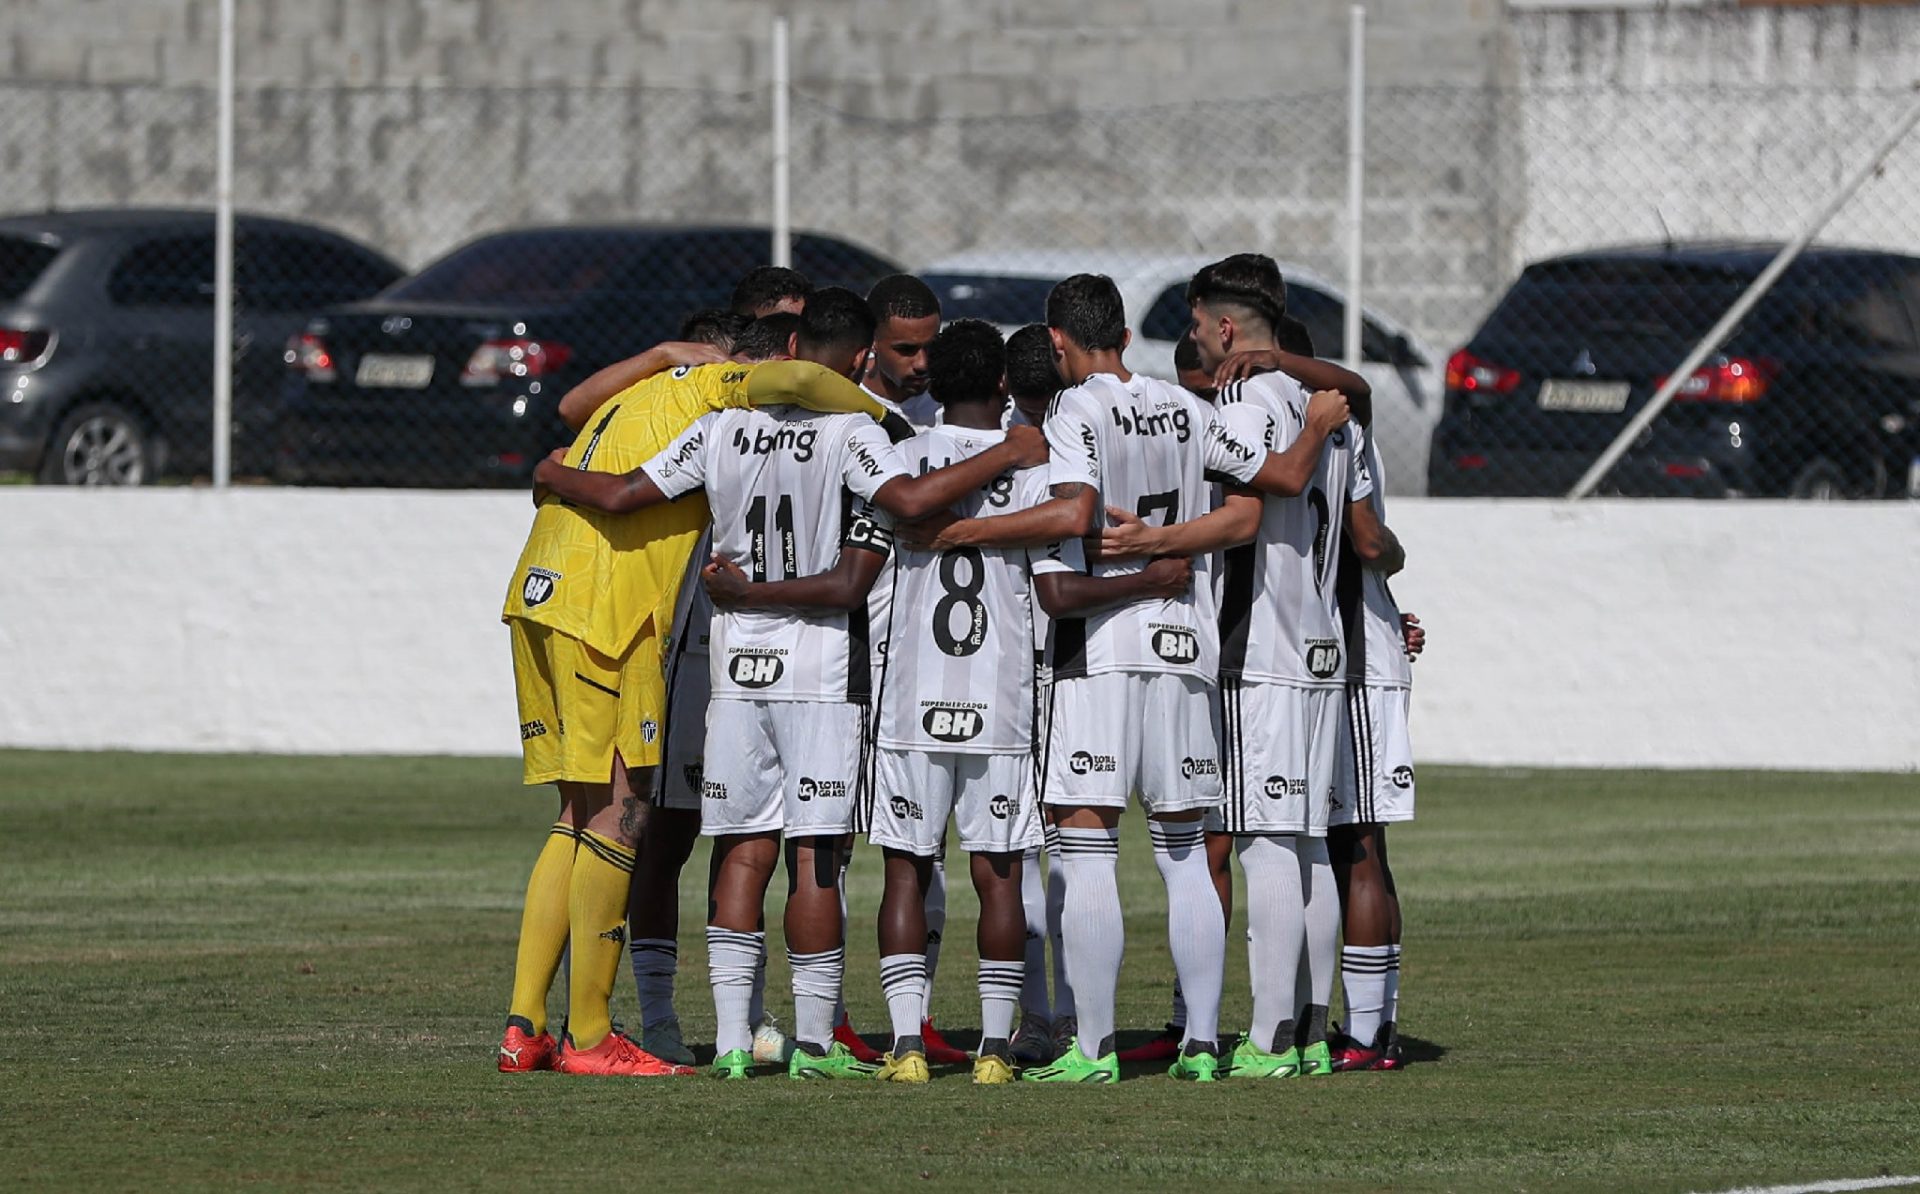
[521,567,560,608]
[1180,756,1219,779]
[1069,751,1117,775]
[797,777,848,802]
[641,719,659,744]
[732,424,817,462]
[1306,639,1341,679]
[989,794,1013,820]
[683,764,704,792]
[888,794,924,821]
[922,702,986,743]
[727,651,786,688]
[1150,626,1200,664]
[1264,775,1308,799]
[1111,403,1192,442]
[1392,766,1415,789]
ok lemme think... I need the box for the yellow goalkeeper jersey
[502,359,884,658]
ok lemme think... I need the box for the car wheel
[39,401,152,486]
[1788,458,1852,501]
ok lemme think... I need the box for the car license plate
[356,353,435,389]
[1537,379,1629,413]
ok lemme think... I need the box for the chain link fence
[1,73,1916,497]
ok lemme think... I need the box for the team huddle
[495,256,1422,1083]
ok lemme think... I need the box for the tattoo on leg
[618,794,646,840]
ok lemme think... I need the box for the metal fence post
[1343,4,1366,374]
[771,15,792,270]
[211,0,235,488]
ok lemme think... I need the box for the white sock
[1149,821,1225,1049]
[978,958,1023,1044]
[1054,825,1122,1059]
[1019,846,1050,1019]
[1384,944,1403,1027]
[748,940,768,1026]
[1043,826,1075,1018]
[788,945,845,1052]
[706,927,762,1057]
[628,937,679,1028]
[879,952,927,1049]
[1238,834,1306,1053]
[922,852,947,1019]
[1300,835,1340,1035]
[1341,944,1394,1044]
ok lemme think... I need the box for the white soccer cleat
[640,1016,697,1067]
[751,1013,793,1065]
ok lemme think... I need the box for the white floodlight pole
[771,15,792,268]
[212,0,236,487]
[1343,4,1365,373]
[1569,90,1920,500]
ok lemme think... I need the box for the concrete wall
[4,490,1915,771]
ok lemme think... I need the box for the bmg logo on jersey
[922,702,986,743]
[521,567,560,608]
[1263,775,1308,799]
[733,423,817,462]
[1306,639,1341,680]
[727,650,786,688]
[1180,756,1219,779]
[1150,625,1200,664]
[1068,750,1117,775]
[797,777,849,802]
[1111,403,1192,442]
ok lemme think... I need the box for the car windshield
[921,273,1058,325]
[1481,260,1755,341]
[388,233,660,304]
[0,236,59,301]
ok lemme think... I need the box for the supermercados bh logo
[1149,622,1200,665]
[1180,756,1219,779]
[1306,639,1341,679]
[521,567,560,607]
[889,794,924,821]
[1264,775,1308,799]
[726,648,787,688]
[797,777,849,802]
[1068,751,1117,775]
[922,702,986,743]
[1392,766,1414,789]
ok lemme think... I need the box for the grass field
[2,752,1916,1192]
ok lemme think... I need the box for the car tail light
[1664,462,1708,479]
[1445,349,1520,394]
[461,338,573,387]
[1658,356,1772,403]
[0,326,53,367]
[285,333,336,382]
[1452,453,1490,470]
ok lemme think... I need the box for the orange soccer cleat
[498,1019,557,1073]
[555,1031,696,1077]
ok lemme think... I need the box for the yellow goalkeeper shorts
[509,618,665,785]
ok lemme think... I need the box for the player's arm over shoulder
[556,341,727,430]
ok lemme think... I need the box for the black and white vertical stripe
[1219,678,1248,835]
[1345,683,1378,825]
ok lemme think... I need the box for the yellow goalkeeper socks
[565,829,638,1051]
[507,823,578,1035]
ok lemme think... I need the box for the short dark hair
[732,311,803,361]
[866,273,941,324]
[1173,333,1202,374]
[927,319,1006,408]
[1046,273,1126,352]
[1004,323,1058,400]
[1186,253,1286,332]
[678,307,751,350]
[795,286,877,357]
[730,266,813,316]
[1275,314,1315,358]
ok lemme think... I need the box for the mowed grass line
[0,752,1915,1192]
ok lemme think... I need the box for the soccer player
[863,274,942,429]
[495,296,905,1078]
[731,265,813,317]
[532,290,1047,1080]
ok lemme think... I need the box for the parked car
[917,251,1445,494]
[274,225,898,487]
[1429,242,1920,499]
[0,209,403,484]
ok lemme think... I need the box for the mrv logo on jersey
[922,702,987,743]
[798,777,849,802]
[1149,624,1200,664]
[521,567,560,608]
[726,650,787,688]
[1068,751,1117,775]
[1306,639,1341,679]
[733,424,817,462]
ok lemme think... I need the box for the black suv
[0,209,403,484]
[1429,243,1920,499]
[274,225,898,487]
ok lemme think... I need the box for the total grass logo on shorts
[989,794,1013,820]
[519,719,549,741]
[1148,622,1200,665]
[1306,638,1341,679]
[1180,756,1219,779]
[1263,775,1308,799]
[521,567,560,608]
[1392,765,1415,789]
[1069,750,1118,775]
[922,701,987,743]
[797,777,849,802]
[726,648,787,688]
[889,794,925,821]
[702,779,728,801]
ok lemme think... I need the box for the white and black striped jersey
[1032,372,1265,682]
[643,406,906,703]
[1213,373,1374,688]
[875,425,1044,754]
[1344,435,1411,689]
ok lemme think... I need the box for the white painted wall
[2,491,1915,771]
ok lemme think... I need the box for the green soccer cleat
[1300,1039,1334,1077]
[788,1041,880,1081]
[1226,1039,1302,1078]
[709,1048,753,1080]
[1019,1038,1118,1083]
[1168,1046,1220,1082]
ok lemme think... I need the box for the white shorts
[700,699,862,838]
[1039,672,1222,815]
[1330,684,1416,826]
[869,749,1043,857]
[1211,680,1342,837]
[652,650,710,812]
